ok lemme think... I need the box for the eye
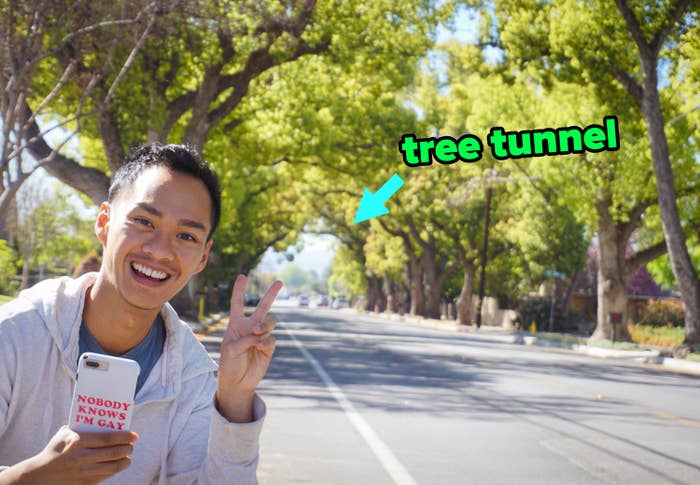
[133,217,153,228]
[177,233,197,242]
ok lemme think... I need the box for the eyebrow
[135,202,208,233]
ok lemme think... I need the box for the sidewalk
[358,309,700,377]
[186,312,227,334]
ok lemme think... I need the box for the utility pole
[474,181,493,329]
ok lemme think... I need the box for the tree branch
[614,0,651,54]
[614,71,644,105]
[407,217,429,250]
[650,0,692,55]
[619,198,656,245]
[207,38,331,130]
[510,158,553,203]
[24,115,110,204]
[625,240,667,278]
[104,4,158,105]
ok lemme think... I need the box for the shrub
[627,323,684,348]
[0,240,19,296]
[636,298,684,328]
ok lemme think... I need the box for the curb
[358,309,700,377]
[648,357,700,376]
[187,312,226,334]
[365,310,501,334]
[569,344,660,360]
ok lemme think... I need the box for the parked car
[297,294,309,307]
[331,297,348,309]
[310,295,329,308]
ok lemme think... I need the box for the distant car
[244,294,260,306]
[310,295,329,308]
[297,295,309,307]
[331,297,348,309]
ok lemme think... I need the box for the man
[0,143,282,484]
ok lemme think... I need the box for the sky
[256,234,337,276]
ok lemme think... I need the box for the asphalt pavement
[196,304,700,485]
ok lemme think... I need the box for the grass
[530,332,587,345]
[0,294,12,305]
[528,324,700,361]
[587,339,640,350]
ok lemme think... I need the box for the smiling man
[0,143,282,484]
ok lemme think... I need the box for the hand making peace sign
[215,274,283,422]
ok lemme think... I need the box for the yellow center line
[652,410,700,429]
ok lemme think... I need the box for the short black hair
[108,143,221,240]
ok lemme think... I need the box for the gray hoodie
[0,273,264,484]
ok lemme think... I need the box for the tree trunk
[365,275,385,312]
[408,258,424,317]
[642,66,700,344]
[590,203,632,342]
[614,0,699,344]
[398,277,410,316]
[457,262,476,326]
[384,274,398,314]
[96,106,126,174]
[422,247,442,319]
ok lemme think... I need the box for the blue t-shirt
[78,315,166,395]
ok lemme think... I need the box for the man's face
[96,165,213,311]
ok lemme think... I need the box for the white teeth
[132,263,168,280]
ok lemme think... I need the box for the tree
[0,239,18,295]
[7,0,449,316]
[459,1,696,341]
[364,231,408,314]
[12,177,98,289]
[0,0,162,220]
[328,246,366,300]
[279,264,317,293]
[613,0,700,345]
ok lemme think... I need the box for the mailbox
[608,312,622,325]
[608,312,623,343]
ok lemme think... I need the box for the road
[198,305,700,485]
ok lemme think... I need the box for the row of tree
[320,1,700,347]
[0,0,449,316]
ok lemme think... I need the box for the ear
[194,239,213,274]
[95,202,111,246]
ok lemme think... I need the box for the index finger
[229,274,246,318]
[77,431,138,448]
[251,280,283,320]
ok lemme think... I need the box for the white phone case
[68,352,140,432]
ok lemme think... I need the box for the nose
[142,230,175,261]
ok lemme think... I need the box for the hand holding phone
[68,352,140,432]
[0,426,138,484]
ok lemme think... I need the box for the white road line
[282,325,419,485]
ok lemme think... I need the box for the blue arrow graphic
[353,173,405,224]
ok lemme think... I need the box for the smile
[131,262,170,281]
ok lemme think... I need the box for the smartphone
[68,352,140,433]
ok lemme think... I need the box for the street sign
[543,270,566,279]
